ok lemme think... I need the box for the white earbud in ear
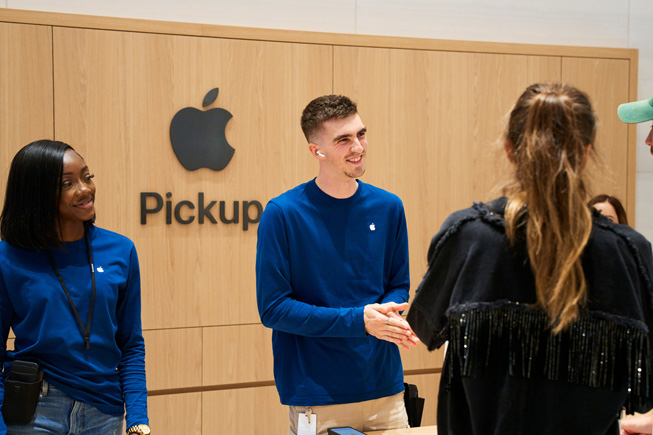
[316,151,325,157]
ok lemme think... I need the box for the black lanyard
[46,227,96,350]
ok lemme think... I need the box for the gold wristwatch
[126,424,151,434]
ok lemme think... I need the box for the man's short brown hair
[300,95,358,143]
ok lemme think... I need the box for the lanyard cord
[46,226,96,350]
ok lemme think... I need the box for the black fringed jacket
[407,198,653,435]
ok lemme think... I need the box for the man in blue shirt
[256,95,419,435]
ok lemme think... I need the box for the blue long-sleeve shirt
[0,225,148,432]
[256,179,409,405]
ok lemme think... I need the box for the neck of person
[314,174,359,199]
[59,221,86,243]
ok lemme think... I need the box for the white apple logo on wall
[170,88,235,171]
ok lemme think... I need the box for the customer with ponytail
[407,83,653,434]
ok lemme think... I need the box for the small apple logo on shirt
[369,223,376,231]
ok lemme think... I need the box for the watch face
[129,424,151,434]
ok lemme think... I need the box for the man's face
[646,123,653,155]
[313,113,367,180]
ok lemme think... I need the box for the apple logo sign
[170,87,235,171]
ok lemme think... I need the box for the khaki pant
[287,391,409,435]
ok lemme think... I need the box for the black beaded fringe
[447,302,651,413]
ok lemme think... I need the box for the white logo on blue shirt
[369,223,376,231]
[97,267,105,273]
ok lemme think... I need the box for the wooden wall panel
[203,324,274,386]
[334,47,561,308]
[0,22,53,192]
[561,58,633,219]
[203,386,288,434]
[400,342,444,371]
[52,27,332,330]
[143,328,203,391]
[149,392,202,434]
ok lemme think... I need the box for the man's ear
[308,143,322,159]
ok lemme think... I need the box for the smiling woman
[0,140,150,435]
[58,149,97,242]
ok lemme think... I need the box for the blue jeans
[6,380,124,434]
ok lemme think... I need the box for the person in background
[589,194,629,225]
[407,83,653,434]
[256,95,419,435]
[617,96,653,435]
[618,96,653,155]
[0,140,150,435]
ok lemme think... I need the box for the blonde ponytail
[503,83,596,333]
